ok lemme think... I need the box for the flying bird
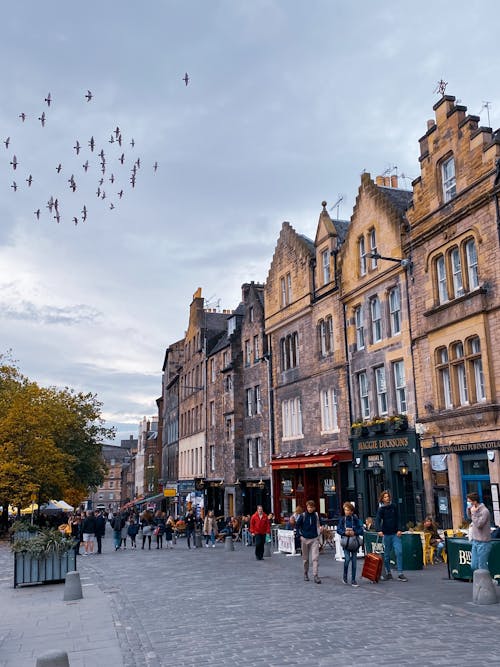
[54,212,61,224]
[34,209,40,220]
[10,155,18,170]
[130,138,135,148]
[109,134,115,144]
[109,202,114,210]
[153,161,158,172]
[26,174,33,186]
[99,148,105,159]
[119,153,125,164]
[74,140,81,155]
[85,90,93,102]
[39,112,46,126]
[117,189,123,199]
[136,157,141,169]
[81,205,87,221]
[130,174,136,188]
[101,163,106,174]
[47,196,54,212]
[89,136,95,152]
[73,217,78,225]
[4,137,10,149]
[109,173,115,184]
[114,126,120,137]
[11,181,17,192]
[101,190,106,200]
[96,187,101,198]
[98,177,104,186]
[83,160,89,172]
[44,92,52,107]
[19,113,26,122]
[183,72,189,86]
[117,134,122,146]
[56,163,62,173]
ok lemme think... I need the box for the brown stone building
[407,95,500,529]
[341,173,422,527]
[265,212,351,521]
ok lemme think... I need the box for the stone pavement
[1,533,499,666]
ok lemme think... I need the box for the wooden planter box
[14,550,77,588]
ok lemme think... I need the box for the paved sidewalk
[1,534,499,666]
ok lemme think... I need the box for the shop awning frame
[271,450,352,469]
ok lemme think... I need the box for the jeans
[382,533,403,573]
[113,530,121,550]
[205,530,216,546]
[343,549,357,582]
[186,528,195,548]
[471,540,492,572]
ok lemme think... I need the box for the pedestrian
[185,509,196,549]
[127,515,139,549]
[81,510,96,555]
[375,490,408,582]
[69,514,82,555]
[296,500,322,584]
[94,510,106,554]
[112,512,123,551]
[467,492,492,572]
[250,505,271,561]
[154,511,166,549]
[337,501,364,587]
[164,516,175,549]
[203,510,218,547]
[141,512,153,550]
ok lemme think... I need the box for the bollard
[36,649,70,667]
[225,535,234,551]
[263,539,272,558]
[195,532,202,549]
[472,569,498,605]
[63,570,83,601]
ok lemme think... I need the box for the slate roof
[378,186,413,213]
[331,218,350,243]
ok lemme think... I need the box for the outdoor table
[445,537,500,582]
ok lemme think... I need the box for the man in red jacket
[250,505,271,561]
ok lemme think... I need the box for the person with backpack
[127,515,140,549]
[296,500,322,584]
[111,512,124,551]
[337,502,364,587]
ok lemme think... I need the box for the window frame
[442,155,456,202]
[389,286,401,336]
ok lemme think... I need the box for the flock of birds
[3,74,189,226]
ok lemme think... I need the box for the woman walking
[203,510,218,547]
[337,502,364,587]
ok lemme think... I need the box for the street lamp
[366,251,412,271]
[398,460,409,476]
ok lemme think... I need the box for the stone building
[265,211,351,521]
[160,339,183,515]
[341,173,422,527]
[407,95,500,529]
[89,440,135,512]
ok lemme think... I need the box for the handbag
[341,534,362,551]
[372,536,384,554]
[154,526,160,536]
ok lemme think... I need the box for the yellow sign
[163,489,176,497]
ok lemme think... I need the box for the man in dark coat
[94,510,106,554]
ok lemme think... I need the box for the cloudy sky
[1,1,498,444]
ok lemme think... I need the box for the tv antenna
[329,195,344,218]
[434,79,448,96]
[480,101,492,127]
[205,295,220,311]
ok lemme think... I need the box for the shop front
[238,479,271,516]
[422,439,500,531]
[351,430,424,529]
[271,450,352,522]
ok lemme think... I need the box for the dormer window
[227,317,236,336]
[321,249,330,285]
[442,156,456,202]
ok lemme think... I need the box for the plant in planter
[351,420,368,437]
[367,417,387,434]
[12,528,76,587]
[388,414,408,432]
[9,520,39,541]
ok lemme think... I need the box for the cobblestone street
[1,534,499,666]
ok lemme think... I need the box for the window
[370,296,382,342]
[282,397,303,438]
[109,481,114,488]
[280,332,299,370]
[322,249,330,285]
[320,388,338,432]
[280,277,287,307]
[442,156,456,202]
[287,273,292,303]
[210,358,216,383]
[108,493,114,500]
[224,374,233,392]
[280,272,293,307]
[436,347,452,409]
[222,350,229,367]
[318,316,334,356]
[210,400,215,426]
[359,236,367,276]
[246,388,253,417]
[249,305,254,322]
[436,255,448,304]
[355,306,365,350]
[375,366,388,415]
[465,239,479,290]
[389,287,401,336]
[227,317,236,336]
[253,335,260,363]
[369,228,378,269]
[247,438,254,469]
[225,418,233,441]
[468,337,486,402]
[393,361,407,413]
[210,445,215,472]
[256,437,263,467]
[255,385,262,414]
[358,371,370,419]
[450,247,464,298]
[244,339,251,366]
[451,342,468,406]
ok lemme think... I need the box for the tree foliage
[0,356,114,510]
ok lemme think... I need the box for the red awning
[271,450,352,469]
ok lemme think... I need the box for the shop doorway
[461,453,492,518]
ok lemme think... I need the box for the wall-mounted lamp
[398,460,409,476]
[366,251,412,271]
[257,479,265,490]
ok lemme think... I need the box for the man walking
[81,510,96,556]
[94,510,106,554]
[185,509,196,549]
[250,505,270,561]
[375,490,408,582]
[296,500,322,584]
[467,492,492,572]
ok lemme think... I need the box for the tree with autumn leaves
[0,357,114,524]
